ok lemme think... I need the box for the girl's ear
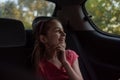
[39,35,47,44]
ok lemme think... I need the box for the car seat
[0,18,26,67]
[31,16,97,80]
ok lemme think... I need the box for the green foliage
[85,0,120,35]
[0,0,55,29]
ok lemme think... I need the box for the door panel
[76,30,120,80]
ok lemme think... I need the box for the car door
[52,0,120,80]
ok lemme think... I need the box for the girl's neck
[45,50,58,60]
[44,50,62,69]
[47,54,62,69]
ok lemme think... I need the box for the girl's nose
[61,31,66,37]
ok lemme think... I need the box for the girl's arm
[62,58,84,80]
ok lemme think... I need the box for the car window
[85,0,120,36]
[0,0,55,29]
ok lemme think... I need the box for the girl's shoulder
[65,49,78,56]
[65,49,79,65]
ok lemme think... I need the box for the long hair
[32,17,61,71]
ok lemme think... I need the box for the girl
[32,17,83,80]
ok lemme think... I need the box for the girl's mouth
[59,39,65,42]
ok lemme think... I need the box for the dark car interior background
[0,0,120,80]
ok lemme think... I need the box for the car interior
[0,0,120,80]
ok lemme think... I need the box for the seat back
[65,29,97,80]
[0,18,26,67]
[0,18,26,47]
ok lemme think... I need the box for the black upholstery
[0,18,40,80]
[65,29,97,80]
[0,18,26,67]
[32,16,53,35]
[32,16,51,28]
[0,18,26,47]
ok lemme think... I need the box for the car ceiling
[47,0,86,6]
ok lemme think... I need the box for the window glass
[0,0,55,29]
[85,0,120,35]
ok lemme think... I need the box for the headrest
[32,16,52,32]
[0,18,26,47]
[32,16,54,35]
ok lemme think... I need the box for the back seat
[0,17,97,80]
[0,18,39,80]
[31,16,97,80]
[0,18,26,67]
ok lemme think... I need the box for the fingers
[57,42,66,49]
[56,43,66,57]
[56,44,65,53]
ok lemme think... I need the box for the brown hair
[32,17,61,71]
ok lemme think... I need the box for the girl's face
[40,19,66,50]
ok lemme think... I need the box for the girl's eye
[55,29,60,32]
[58,30,62,33]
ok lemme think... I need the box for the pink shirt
[37,49,79,80]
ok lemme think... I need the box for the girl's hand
[56,43,67,64]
